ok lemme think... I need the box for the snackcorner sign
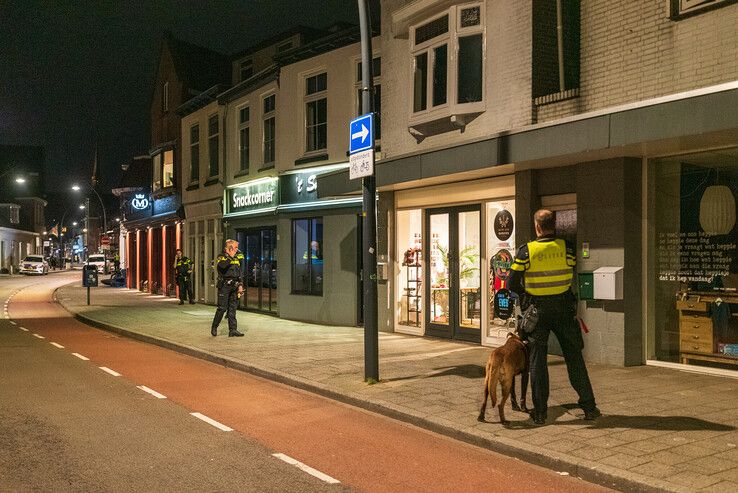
[224,177,280,217]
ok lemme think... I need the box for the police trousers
[211,283,239,332]
[528,293,596,415]
[177,276,193,302]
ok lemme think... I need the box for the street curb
[62,303,678,493]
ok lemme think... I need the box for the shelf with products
[402,248,422,327]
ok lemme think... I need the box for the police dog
[477,331,529,424]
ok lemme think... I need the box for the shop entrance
[425,205,481,342]
[238,227,277,313]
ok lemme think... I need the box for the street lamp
[72,221,78,226]
[15,177,26,184]
[72,185,81,191]
[71,183,107,236]
[79,204,86,210]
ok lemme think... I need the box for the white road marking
[136,385,167,399]
[272,453,340,484]
[190,412,232,432]
[99,366,121,377]
[19,327,29,332]
[9,321,16,325]
[32,333,45,339]
[50,342,65,349]
[72,353,89,361]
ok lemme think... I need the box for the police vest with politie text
[175,257,193,280]
[216,251,244,282]
[510,237,576,296]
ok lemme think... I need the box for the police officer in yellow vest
[210,239,245,337]
[509,209,600,425]
[174,249,194,305]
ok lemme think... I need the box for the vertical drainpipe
[556,0,566,93]
[162,225,167,296]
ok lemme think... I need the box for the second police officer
[210,239,245,337]
[174,248,195,305]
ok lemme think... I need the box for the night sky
[0,1,363,195]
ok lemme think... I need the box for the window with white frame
[9,206,19,224]
[240,58,253,82]
[305,72,327,153]
[356,57,381,142]
[263,94,276,166]
[277,40,293,53]
[208,114,219,178]
[190,124,199,183]
[162,149,174,188]
[152,153,162,191]
[674,0,736,17]
[238,106,250,173]
[411,4,484,115]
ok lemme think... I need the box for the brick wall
[537,0,738,123]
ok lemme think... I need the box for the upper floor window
[277,40,293,53]
[263,94,276,166]
[190,124,200,183]
[162,149,174,188]
[240,58,253,82]
[152,153,162,192]
[305,73,327,153]
[162,81,169,112]
[9,206,19,224]
[208,114,219,178]
[411,4,484,114]
[532,0,580,102]
[356,57,381,142]
[673,0,736,17]
[239,106,250,173]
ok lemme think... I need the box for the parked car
[20,255,49,275]
[87,254,107,273]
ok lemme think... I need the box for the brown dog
[477,332,529,424]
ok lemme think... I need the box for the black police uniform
[211,250,245,337]
[175,256,194,304]
[508,236,598,423]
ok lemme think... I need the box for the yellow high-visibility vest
[510,238,575,296]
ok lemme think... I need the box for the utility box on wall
[577,272,594,300]
[593,266,623,300]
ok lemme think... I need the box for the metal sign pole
[357,0,378,382]
[86,197,91,306]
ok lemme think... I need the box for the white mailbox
[593,266,623,300]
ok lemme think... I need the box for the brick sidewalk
[56,282,738,493]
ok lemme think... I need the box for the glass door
[240,227,277,313]
[425,205,481,342]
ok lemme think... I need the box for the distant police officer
[508,209,600,425]
[211,239,245,337]
[174,249,194,305]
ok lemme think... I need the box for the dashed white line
[19,327,29,331]
[50,342,65,349]
[72,353,89,361]
[9,321,16,325]
[99,366,121,377]
[190,412,233,432]
[32,333,45,339]
[136,385,167,399]
[272,453,340,484]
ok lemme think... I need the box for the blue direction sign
[349,113,374,154]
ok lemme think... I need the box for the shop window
[532,0,580,103]
[397,209,423,330]
[672,0,736,18]
[292,217,323,295]
[486,201,516,343]
[208,114,219,178]
[650,149,738,372]
[190,124,199,183]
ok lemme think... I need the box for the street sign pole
[86,197,91,306]
[357,0,378,382]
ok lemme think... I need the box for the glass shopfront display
[237,227,277,313]
[397,209,423,331]
[486,201,516,345]
[649,149,738,372]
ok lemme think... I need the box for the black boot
[529,410,547,425]
[211,326,217,336]
[228,330,244,337]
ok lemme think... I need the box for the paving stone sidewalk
[55,283,738,493]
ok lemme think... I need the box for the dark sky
[0,1,364,194]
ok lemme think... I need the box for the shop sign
[281,172,319,205]
[131,193,150,210]
[493,210,514,241]
[226,179,279,216]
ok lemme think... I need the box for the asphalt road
[1,273,613,492]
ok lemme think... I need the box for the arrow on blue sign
[349,113,374,154]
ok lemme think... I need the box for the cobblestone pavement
[53,282,738,493]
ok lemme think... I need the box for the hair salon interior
[121,1,738,375]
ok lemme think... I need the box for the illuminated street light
[79,204,86,209]
[71,184,81,191]
[72,222,78,226]
[15,177,26,184]
[115,217,120,222]
[83,228,88,233]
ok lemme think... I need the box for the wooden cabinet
[676,291,738,367]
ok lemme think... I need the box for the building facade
[315,0,738,375]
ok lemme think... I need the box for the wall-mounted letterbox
[577,272,594,300]
[593,266,623,300]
